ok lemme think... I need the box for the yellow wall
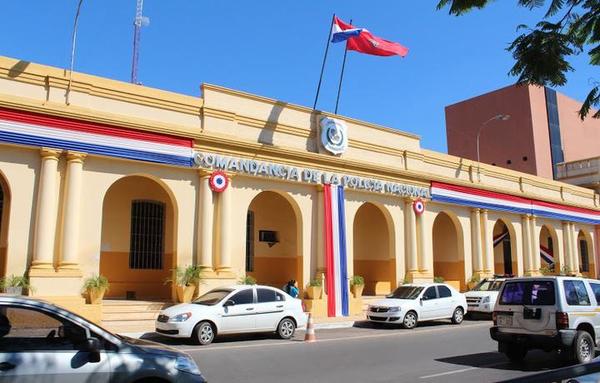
[432,212,465,289]
[354,259,395,294]
[248,256,301,290]
[100,176,175,299]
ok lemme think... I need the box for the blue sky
[0,1,595,153]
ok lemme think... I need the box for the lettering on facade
[194,152,430,198]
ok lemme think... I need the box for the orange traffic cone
[304,312,316,342]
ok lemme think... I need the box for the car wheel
[451,307,464,324]
[574,330,595,364]
[402,311,418,329]
[504,344,527,363]
[193,321,215,346]
[277,317,296,339]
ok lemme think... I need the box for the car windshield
[387,286,424,299]
[193,289,233,305]
[499,280,555,305]
[472,279,504,292]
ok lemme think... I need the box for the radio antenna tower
[131,0,150,84]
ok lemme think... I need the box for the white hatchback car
[366,283,468,329]
[155,285,307,345]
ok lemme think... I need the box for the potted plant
[83,275,109,304]
[1,275,32,295]
[239,275,257,285]
[305,278,322,299]
[467,274,480,290]
[166,265,202,303]
[433,276,445,283]
[350,275,365,298]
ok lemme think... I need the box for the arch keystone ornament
[208,171,229,193]
[320,117,348,155]
[413,198,425,216]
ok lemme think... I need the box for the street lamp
[476,114,511,180]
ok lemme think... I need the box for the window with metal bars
[245,211,254,272]
[580,239,590,273]
[129,200,165,270]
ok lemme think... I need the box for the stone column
[470,208,483,274]
[522,214,533,275]
[217,175,233,276]
[530,215,541,274]
[316,186,325,280]
[31,148,62,272]
[404,198,418,274]
[570,222,580,274]
[562,221,572,273]
[481,209,493,274]
[198,171,215,275]
[417,211,430,273]
[59,151,86,272]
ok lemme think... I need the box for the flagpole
[313,13,335,110]
[334,18,351,115]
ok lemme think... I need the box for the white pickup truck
[465,277,508,315]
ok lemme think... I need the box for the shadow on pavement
[353,319,482,330]
[140,331,301,346]
[436,350,571,372]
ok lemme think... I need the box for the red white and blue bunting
[323,184,349,317]
[493,231,555,265]
[431,182,600,225]
[0,108,195,167]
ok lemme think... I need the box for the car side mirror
[223,300,235,307]
[83,338,101,363]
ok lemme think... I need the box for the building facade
[0,57,599,320]
[445,84,600,180]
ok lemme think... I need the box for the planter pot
[305,286,322,300]
[351,284,364,298]
[88,288,106,304]
[176,285,196,303]
[5,286,23,295]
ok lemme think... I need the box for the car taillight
[492,311,498,325]
[556,312,569,330]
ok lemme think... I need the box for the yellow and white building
[0,56,598,320]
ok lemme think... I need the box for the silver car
[0,296,206,382]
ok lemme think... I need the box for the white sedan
[155,285,307,345]
[366,283,467,329]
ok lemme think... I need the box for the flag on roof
[331,16,409,57]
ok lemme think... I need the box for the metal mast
[131,0,149,84]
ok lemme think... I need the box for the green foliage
[402,275,412,284]
[469,274,481,284]
[437,0,600,119]
[309,278,322,287]
[166,265,203,287]
[558,264,573,276]
[239,275,257,285]
[83,275,110,291]
[540,264,556,275]
[1,275,31,289]
[433,276,445,283]
[350,275,365,286]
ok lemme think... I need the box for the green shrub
[468,274,480,284]
[239,275,257,285]
[83,275,109,292]
[350,275,364,286]
[309,278,322,287]
[433,276,445,283]
[166,265,203,287]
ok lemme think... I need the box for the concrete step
[103,322,157,335]
[101,300,169,313]
[102,311,161,321]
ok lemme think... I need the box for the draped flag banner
[331,16,409,57]
[540,245,554,265]
[323,183,349,317]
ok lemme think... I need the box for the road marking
[178,322,490,353]
[419,362,507,380]
[419,367,478,379]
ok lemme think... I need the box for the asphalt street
[146,319,572,383]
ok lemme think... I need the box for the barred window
[580,239,590,273]
[245,211,254,272]
[129,200,165,270]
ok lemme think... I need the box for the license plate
[497,314,513,327]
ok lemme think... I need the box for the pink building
[445,84,600,181]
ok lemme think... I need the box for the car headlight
[481,296,490,304]
[175,355,203,376]
[169,312,192,322]
[388,307,401,313]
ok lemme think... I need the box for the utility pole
[131,0,149,84]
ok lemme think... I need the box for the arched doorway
[432,212,464,291]
[100,176,176,300]
[0,173,9,278]
[246,191,301,290]
[577,230,595,277]
[493,220,515,275]
[539,225,558,274]
[353,202,394,295]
